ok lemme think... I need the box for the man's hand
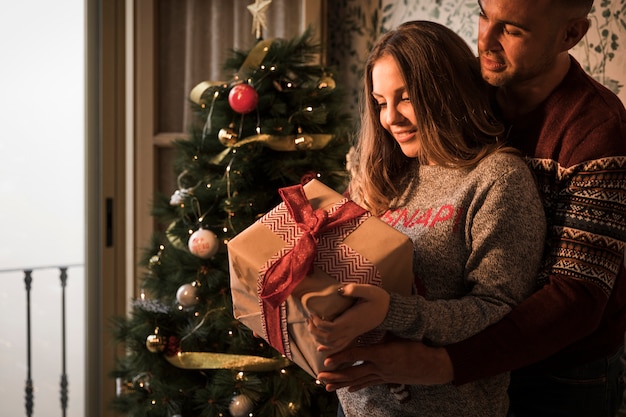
[317,340,454,392]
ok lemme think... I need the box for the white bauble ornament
[188,228,219,259]
[176,283,198,308]
[229,393,253,417]
[169,188,190,206]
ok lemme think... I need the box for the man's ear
[562,17,590,51]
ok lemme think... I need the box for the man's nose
[478,21,502,53]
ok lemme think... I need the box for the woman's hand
[307,283,390,355]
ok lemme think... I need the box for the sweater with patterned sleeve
[446,57,626,384]
[337,151,546,417]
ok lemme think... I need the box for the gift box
[228,179,414,378]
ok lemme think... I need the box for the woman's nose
[385,104,403,125]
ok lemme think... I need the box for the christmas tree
[109,13,352,417]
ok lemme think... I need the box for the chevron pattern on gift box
[259,198,382,286]
[316,221,382,286]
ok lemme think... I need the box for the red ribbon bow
[260,183,367,354]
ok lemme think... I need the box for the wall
[327,0,626,113]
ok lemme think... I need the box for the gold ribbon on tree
[189,38,273,106]
[166,351,291,372]
[163,304,292,372]
[223,132,333,151]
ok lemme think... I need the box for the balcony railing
[0,264,83,417]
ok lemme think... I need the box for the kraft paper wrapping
[228,179,414,378]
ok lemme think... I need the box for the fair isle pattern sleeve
[528,156,626,295]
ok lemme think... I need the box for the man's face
[477,0,563,88]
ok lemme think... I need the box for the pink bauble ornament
[229,393,254,417]
[228,83,258,114]
[176,283,198,308]
[188,228,219,258]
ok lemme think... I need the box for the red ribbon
[260,184,367,354]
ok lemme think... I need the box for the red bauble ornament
[228,83,258,114]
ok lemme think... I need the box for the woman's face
[371,54,421,158]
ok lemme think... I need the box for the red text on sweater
[381,205,466,232]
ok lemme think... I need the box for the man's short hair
[556,0,593,15]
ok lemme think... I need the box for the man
[319,1,626,416]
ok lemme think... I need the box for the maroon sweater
[448,57,626,384]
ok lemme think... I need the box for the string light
[202,90,221,140]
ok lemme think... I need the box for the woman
[307,21,546,416]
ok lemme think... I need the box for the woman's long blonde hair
[349,20,514,215]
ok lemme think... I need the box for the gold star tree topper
[247,0,272,40]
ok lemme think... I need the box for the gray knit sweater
[338,152,546,417]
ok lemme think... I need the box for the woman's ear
[561,17,590,51]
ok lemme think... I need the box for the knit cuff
[379,292,422,338]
